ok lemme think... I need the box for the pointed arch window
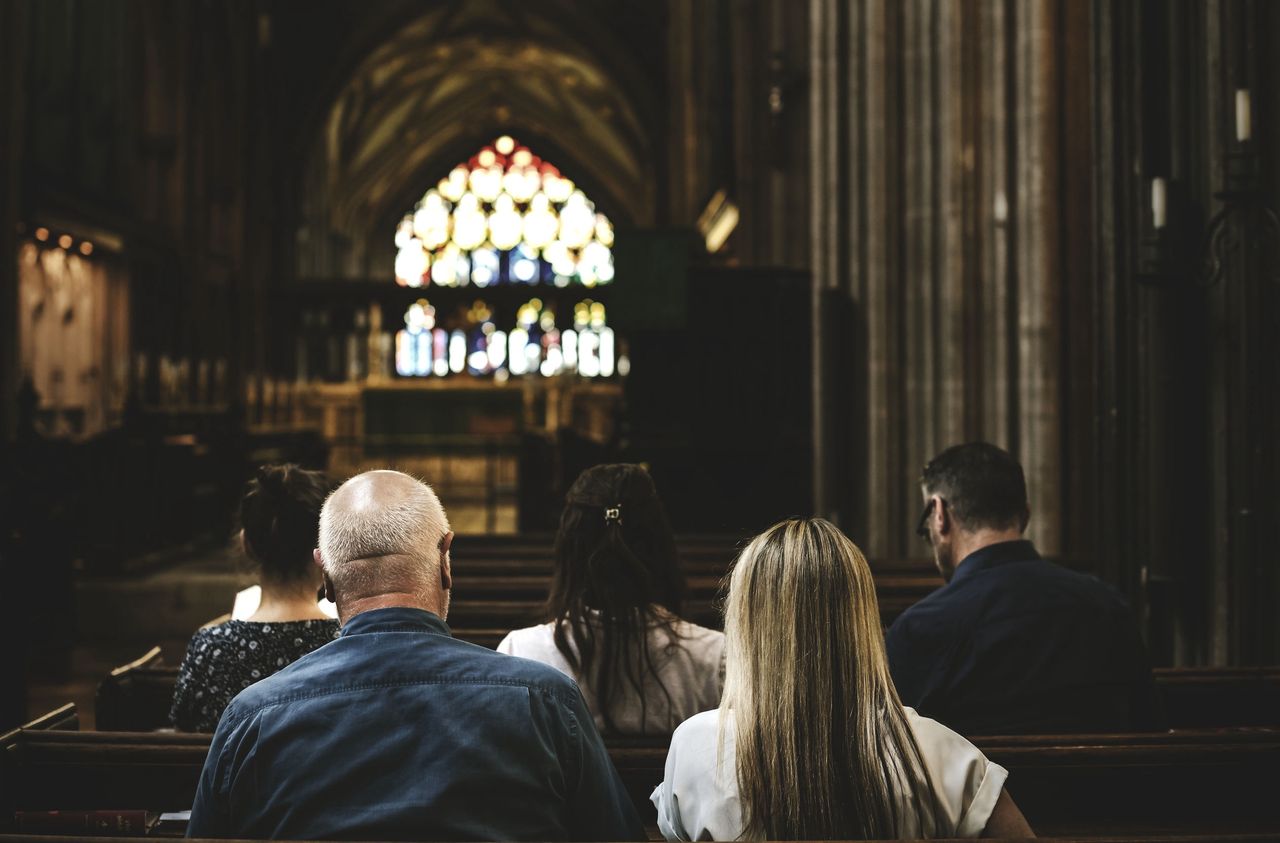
[393,136,615,289]
[392,137,623,380]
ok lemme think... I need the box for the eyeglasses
[915,499,941,543]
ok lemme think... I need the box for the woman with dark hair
[498,464,724,735]
[170,464,338,732]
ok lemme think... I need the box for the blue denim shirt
[885,541,1162,735]
[188,607,645,840]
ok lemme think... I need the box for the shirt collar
[339,606,453,638]
[949,539,1040,585]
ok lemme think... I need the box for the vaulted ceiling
[294,0,661,278]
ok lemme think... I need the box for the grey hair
[318,471,451,598]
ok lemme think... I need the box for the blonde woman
[651,518,1033,840]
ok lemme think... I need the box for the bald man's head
[318,470,452,613]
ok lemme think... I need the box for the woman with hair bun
[652,518,1033,840]
[498,463,725,736]
[170,464,338,732]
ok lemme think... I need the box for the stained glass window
[394,136,615,289]
[393,137,624,380]
[395,296,614,380]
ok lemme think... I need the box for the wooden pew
[86,648,1280,734]
[1154,666,1280,729]
[0,704,78,743]
[95,647,171,733]
[1,835,1278,843]
[3,723,1279,836]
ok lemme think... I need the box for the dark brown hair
[239,464,332,584]
[545,463,685,734]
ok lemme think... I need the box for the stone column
[1013,0,1063,556]
[810,0,1069,558]
[0,0,28,442]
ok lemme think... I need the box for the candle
[1151,178,1167,230]
[1236,89,1252,142]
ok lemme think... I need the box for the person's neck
[248,581,328,623]
[952,529,1026,570]
[338,592,445,626]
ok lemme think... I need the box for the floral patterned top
[169,618,340,732]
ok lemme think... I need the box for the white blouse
[651,707,1008,840]
[496,613,725,735]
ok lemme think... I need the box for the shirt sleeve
[650,737,690,841]
[563,691,647,841]
[907,710,1008,837]
[495,631,516,655]
[186,714,234,838]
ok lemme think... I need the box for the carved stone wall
[810,0,1092,563]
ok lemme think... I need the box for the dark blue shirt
[885,541,1162,736]
[188,607,645,841]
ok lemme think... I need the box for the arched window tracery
[393,137,620,380]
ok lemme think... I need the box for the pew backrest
[3,727,1279,836]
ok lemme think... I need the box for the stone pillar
[0,0,27,442]
[810,0,1070,558]
[1013,0,1063,556]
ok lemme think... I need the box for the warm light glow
[488,330,508,370]
[523,194,558,249]
[471,248,499,287]
[389,137,628,379]
[452,194,488,251]
[393,137,614,291]
[449,331,466,373]
[487,194,523,251]
[508,329,529,375]
[395,239,428,286]
[698,189,740,253]
[58,234,73,250]
[598,327,615,377]
[34,227,49,242]
[558,192,595,249]
[79,241,94,256]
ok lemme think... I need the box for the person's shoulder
[667,617,725,655]
[671,617,725,642]
[182,621,239,655]
[887,586,964,643]
[671,708,722,745]
[453,635,584,702]
[904,706,980,754]
[498,622,556,653]
[1029,560,1136,612]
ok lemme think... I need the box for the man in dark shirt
[188,470,645,841]
[885,443,1162,736]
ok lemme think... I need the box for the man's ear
[933,495,952,536]
[439,531,454,591]
[314,549,336,603]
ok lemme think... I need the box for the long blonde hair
[720,518,941,839]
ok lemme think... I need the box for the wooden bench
[0,704,79,744]
[95,647,169,733]
[90,643,1280,735]
[1155,666,1280,729]
[3,718,1278,836]
[1,835,1277,843]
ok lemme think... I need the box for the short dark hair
[240,464,333,584]
[920,442,1028,532]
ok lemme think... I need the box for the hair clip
[603,505,623,525]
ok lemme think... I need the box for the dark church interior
[1,0,1279,840]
